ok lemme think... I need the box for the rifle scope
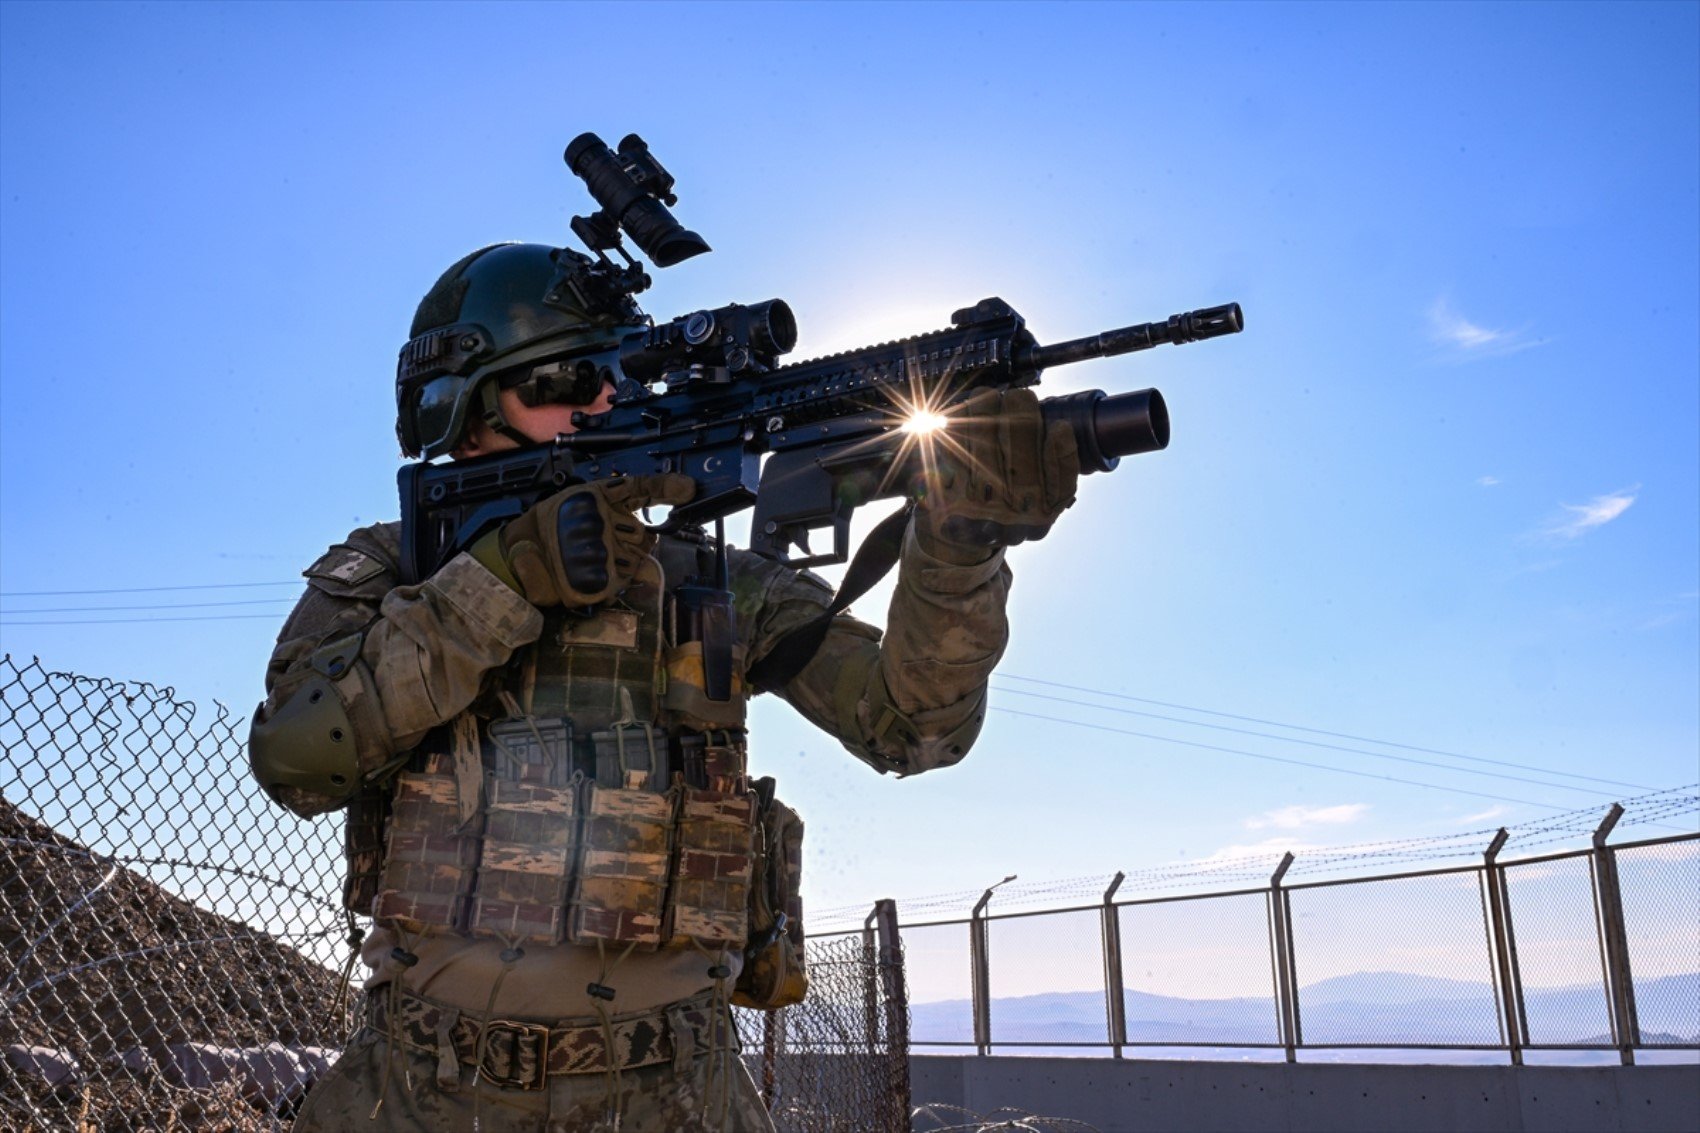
[565,132,710,268]
[619,300,797,386]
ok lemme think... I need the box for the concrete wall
[909,1056,1700,1133]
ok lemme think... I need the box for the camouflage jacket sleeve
[259,521,544,816]
[732,522,1011,776]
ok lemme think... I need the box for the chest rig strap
[670,517,736,703]
[745,502,913,691]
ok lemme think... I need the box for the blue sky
[2,1,1696,921]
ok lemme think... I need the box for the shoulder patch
[304,546,388,590]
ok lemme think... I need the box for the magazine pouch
[469,776,580,944]
[373,753,479,934]
[569,724,671,949]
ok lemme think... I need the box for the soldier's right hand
[470,475,696,608]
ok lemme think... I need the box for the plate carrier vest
[342,537,776,957]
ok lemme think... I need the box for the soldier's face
[451,382,616,460]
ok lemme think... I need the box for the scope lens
[752,300,797,355]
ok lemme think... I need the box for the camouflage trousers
[293,992,774,1133]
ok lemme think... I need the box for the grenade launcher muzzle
[1033,301,1240,472]
[1042,387,1170,473]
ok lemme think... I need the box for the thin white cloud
[1458,805,1509,825]
[1540,487,1638,541]
[1640,590,1700,631]
[1426,296,1540,361]
[1198,837,1323,864]
[1246,803,1369,831]
[1477,475,1501,487]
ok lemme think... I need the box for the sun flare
[902,410,949,436]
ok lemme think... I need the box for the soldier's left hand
[474,474,697,608]
[913,387,1079,561]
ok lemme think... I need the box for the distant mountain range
[910,971,1700,1048]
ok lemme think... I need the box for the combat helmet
[395,242,651,460]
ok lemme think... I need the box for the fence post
[1101,871,1127,1059]
[1482,828,1526,1065]
[970,875,1013,1056]
[761,1008,779,1108]
[1591,804,1640,1065]
[1267,852,1299,1063]
[873,898,911,1133]
[863,905,881,1056]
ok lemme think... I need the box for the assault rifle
[399,294,1241,577]
[398,133,1244,693]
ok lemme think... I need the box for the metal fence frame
[898,820,1698,1064]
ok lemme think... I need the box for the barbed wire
[912,1104,1101,1133]
[811,783,1700,928]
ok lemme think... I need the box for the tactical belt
[367,987,730,1089]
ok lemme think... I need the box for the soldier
[249,241,1079,1131]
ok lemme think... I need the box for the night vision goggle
[395,323,623,459]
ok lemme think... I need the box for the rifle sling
[747,503,914,692]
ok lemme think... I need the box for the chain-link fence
[1,657,352,1131]
[739,918,909,1133]
[0,657,911,1132]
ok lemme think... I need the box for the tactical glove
[913,388,1079,563]
[471,474,696,608]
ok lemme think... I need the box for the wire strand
[1,613,291,626]
[992,706,1569,810]
[1,598,298,614]
[991,683,1628,798]
[999,672,1656,792]
[0,581,300,597]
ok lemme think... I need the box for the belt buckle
[477,1020,552,1091]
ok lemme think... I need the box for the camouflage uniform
[265,515,1011,1131]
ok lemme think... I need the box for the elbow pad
[849,673,986,777]
[248,633,365,809]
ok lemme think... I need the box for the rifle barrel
[1023,302,1242,372]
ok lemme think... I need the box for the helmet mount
[396,133,711,460]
